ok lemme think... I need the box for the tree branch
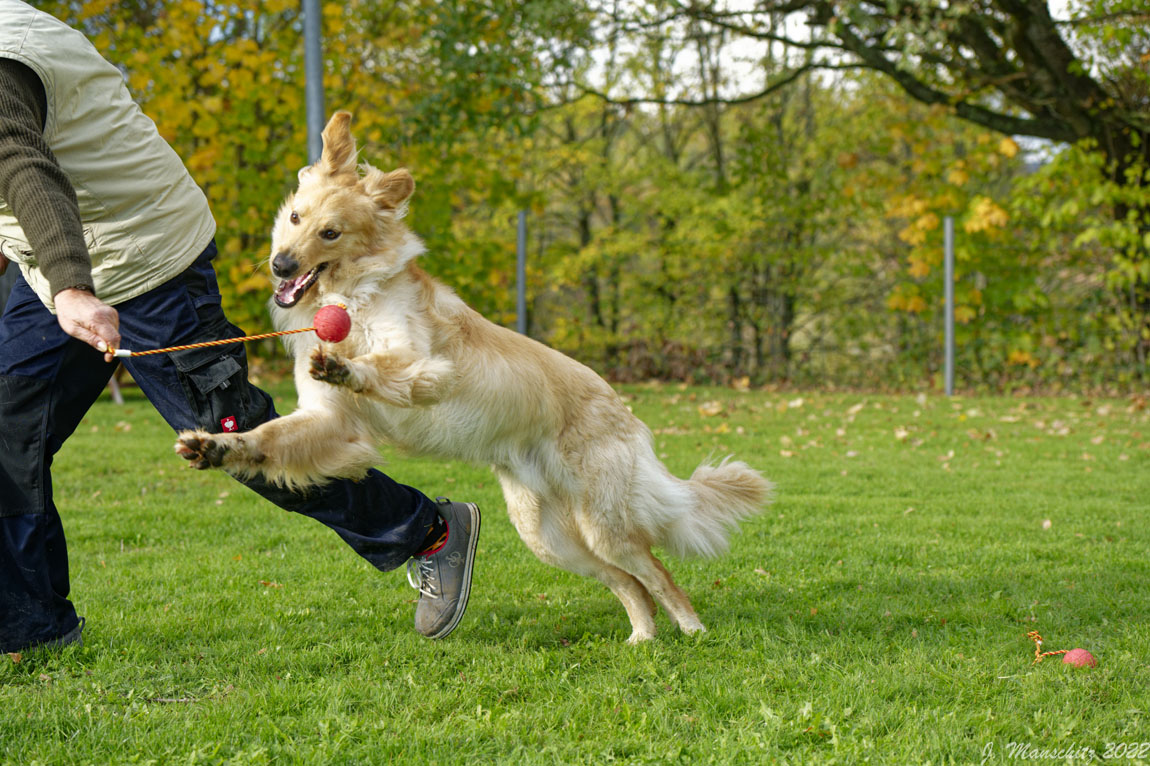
[569,62,858,108]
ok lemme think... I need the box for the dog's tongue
[274,274,307,307]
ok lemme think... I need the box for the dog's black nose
[272,251,299,278]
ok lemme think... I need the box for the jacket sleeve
[0,57,93,297]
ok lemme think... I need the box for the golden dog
[175,112,772,643]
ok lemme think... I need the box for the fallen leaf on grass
[259,581,283,588]
[697,401,724,417]
[1042,519,1052,530]
[7,653,21,664]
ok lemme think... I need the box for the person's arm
[0,58,118,360]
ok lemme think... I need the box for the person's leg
[117,243,439,572]
[0,277,112,652]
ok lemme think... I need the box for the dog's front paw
[175,431,233,469]
[309,346,354,387]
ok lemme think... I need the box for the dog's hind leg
[584,527,706,637]
[499,475,658,643]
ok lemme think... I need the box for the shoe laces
[406,555,439,600]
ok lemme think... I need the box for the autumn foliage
[30,0,1150,392]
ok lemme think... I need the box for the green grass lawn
[3,381,1149,764]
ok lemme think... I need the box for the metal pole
[516,211,528,335]
[944,215,955,396]
[302,0,325,163]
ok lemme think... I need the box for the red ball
[1062,648,1097,668]
[313,304,351,343]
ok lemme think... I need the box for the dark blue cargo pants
[0,242,438,653]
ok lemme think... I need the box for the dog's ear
[362,167,415,213]
[319,111,358,184]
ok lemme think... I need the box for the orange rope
[1028,631,1069,664]
[111,304,348,358]
[111,327,315,358]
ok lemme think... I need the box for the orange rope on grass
[1027,631,1070,665]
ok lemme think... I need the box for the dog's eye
[320,229,341,241]
[290,211,300,224]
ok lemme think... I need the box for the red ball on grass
[314,304,351,343]
[1062,648,1097,668]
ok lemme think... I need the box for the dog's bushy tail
[659,457,773,558]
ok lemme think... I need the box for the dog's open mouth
[273,264,326,308]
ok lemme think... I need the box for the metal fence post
[303,0,325,163]
[944,215,955,396]
[517,210,527,335]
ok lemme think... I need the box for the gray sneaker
[407,499,480,639]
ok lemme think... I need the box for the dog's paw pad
[175,433,229,469]
[309,347,352,386]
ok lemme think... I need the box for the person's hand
[54,288,120,363]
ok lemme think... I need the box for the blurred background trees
[28,0,1150,392]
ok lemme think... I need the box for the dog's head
[269,111,418,308]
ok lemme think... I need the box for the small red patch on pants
[220,416,238,432]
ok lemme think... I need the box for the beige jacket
[0,0,215,310]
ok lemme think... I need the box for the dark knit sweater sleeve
[0,57,93,297]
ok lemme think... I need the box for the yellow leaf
[964,196,1009,233]
[698,401,724,417]
[908,256,931,279]
[836,152,858,169]
[236,274,271,295]
[1007,350,1039,367]
[998,137,1019,158]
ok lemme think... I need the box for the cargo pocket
[171,343,254,433]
